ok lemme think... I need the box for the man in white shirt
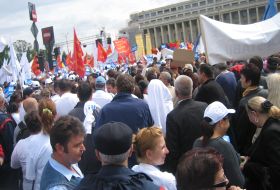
[40,116,85,190]
[55,79,79,116]
[92,76,112,108]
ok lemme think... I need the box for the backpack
[15,121,31,143]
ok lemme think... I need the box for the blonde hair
[133,127,163,162]
[267,73,280,107]
[38,98,57,134]
[247,96,280,119]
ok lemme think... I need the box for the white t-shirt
[56,92,79,116]
[132,163,177,190]
[92,90,113,108]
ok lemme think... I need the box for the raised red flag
[128,52,136,64]
[88,55,94,68]
[31,55,41,76]
[73,29,85,77]
[56,55,64,69]
[113,38,130,56]
[106,44,112,55]
[97,42,107,63]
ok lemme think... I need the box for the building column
[190,21,194,43]
[154,27,158,48]
[182,22,186,42]
[160,26,165,44]
[167,24,172,42]
[247,9,250,23]
[256,7,259,21]
[174,23,179,42]
[238,10,241,24]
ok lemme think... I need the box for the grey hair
[99,149,130,165]
[174,75,193,97]
[160,71,172,81]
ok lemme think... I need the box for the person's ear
[55,143,64,155]
[95,150,101,161]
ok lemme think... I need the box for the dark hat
[23,87,34,98]
[93,122,133,155]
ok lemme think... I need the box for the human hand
[240,156,249,170]
[0,156,4,166]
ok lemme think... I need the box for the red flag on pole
[73,29,85,77]
[88,55,94,68]
[31,54,41,76]
[106,44,112,55]
[97,42,107,63]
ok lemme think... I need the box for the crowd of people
[0,52,280,190]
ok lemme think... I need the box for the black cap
[93,122,133,155]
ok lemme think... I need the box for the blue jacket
[95,93,154,132]
[40,161,82,190]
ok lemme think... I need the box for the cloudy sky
[0,0,184,52]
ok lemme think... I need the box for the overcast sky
[0,0,184,52]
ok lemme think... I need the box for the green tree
[0,46,10,68]
[13,40,32,61]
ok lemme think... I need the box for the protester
[146,79,173,135]
[0,95,18,189]
[69,81,101,175]
[96,74,154,132]
[11,111,42,190]
[233,63,267,155]
[164,75,207,174]
[195,64,228,106]
[243,96,280,190]
[76,122,161,190]
[14,97,38,145]
[40,116,85,190]
[24,98,56,190]
[132,127,176,190]
[55,79,79,116]
[176,148,243,190]
[193,101,245,187]
[159,71,176,105]
[105,77,117,95]
[92,76,113,108]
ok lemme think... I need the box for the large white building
[121,0,280,50]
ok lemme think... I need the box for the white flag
[200,13,280,65]
[0,37,7,52]
[8,41,21,82]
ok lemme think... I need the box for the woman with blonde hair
[243,96,280,190]
[266,73,280,107]
[25,98,57,190]
[132,127,176,190]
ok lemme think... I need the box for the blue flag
[263,0,278,20]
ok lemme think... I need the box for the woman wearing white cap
[193,101,245,187]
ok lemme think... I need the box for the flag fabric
[199,13,280,65]
[31,55,41,76]
[113,38,131,56]
[145,34,152,55]
[263,0,278,20]
[135,34,145,60]
[73,29,85,77]
[19,52,32,83]
[0,36,6,53]
[88,55,94,68]
[66,52,72,68]
[128,52,136,64]
[57,55,64,69]
[97,42,107,63]
[106,44,112,55]
[9,41,21,82]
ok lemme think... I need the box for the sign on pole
[28,2,37,22]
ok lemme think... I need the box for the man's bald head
[23,97,38,113]
[174,75,193,98]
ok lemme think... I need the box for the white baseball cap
[204,101,235,125]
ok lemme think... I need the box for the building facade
[121,0,280,49]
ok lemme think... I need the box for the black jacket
[243,118,280,190]
[163,99,207,174]
[76,165,161,190]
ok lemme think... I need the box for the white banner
[200,13,280,65]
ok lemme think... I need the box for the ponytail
[201,117,215,146]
